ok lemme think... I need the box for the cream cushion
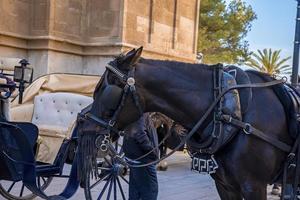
[32,92,93,163]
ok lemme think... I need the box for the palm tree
[245,48,291,76]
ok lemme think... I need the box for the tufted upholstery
[32,92,93,163]
[32,93,93,129]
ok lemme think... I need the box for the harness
[187,66,240,154]
[78,59,300,198]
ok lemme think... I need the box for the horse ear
[131,46,143,65]
[121,47,143,69]
[124,48,136,58]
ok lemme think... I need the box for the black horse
[87,47,294,200]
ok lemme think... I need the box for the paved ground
[0,152,280,200]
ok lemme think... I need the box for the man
[123,113,159,200]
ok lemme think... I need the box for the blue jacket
[123,114,159,163]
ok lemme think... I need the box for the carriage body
[0,71,100,199]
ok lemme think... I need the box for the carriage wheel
[0,176,52,200]
[84,141,129,200]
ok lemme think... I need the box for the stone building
[0,0,200,77]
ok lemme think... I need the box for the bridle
[79,60,288,168]
[79,62,144,155]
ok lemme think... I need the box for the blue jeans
[129,164,158,200]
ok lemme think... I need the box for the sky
[237,0,297,65]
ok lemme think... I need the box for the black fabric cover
[0,122,38,181]
[100,85,123,110]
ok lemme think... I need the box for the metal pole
[291,0,300,87]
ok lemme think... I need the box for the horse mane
[139,58,218,71]
[245,70,276,81]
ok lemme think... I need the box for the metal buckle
[127,77,135,86]
[287,153,296,162]
[100,143,108,152]
[226,116,232,123]
[288,153,295,158]
[220,115,232,123]
[108,120,115,127]
[243,123,252,135]
[118,131,125,137]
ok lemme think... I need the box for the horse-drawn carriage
[3,45,300,200]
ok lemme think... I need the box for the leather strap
[221,115,292,152]
[281,134,300,199]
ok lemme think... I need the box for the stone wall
[0,0,200,78]
[123,0,199,61]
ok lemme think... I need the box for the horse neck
[135,60,214,128]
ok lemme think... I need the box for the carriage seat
[31,92,93,163]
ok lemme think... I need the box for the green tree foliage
[198,0,256,64]
[245,48,291,76]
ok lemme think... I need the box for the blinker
[100,85,123,110]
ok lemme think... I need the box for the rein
[82,63,287,168]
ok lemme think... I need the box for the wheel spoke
[115,142,119,152]
[37,177,41,188]
[116,177,126,200]
[98,167,112,171]
[90,174,110,190]
[50,175,70,178]
[106,177,114,200]
[118,146,124,155]
[19,184,25,197]
[7,182,16,193]
[83,138,130,200]
[42,177,47,184]
[97,176,112,200]
[113,176,117,200]
[104,157,112,166]
[120,175,129,184]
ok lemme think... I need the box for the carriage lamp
[14,59,33,83]
[14,59,33,104]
